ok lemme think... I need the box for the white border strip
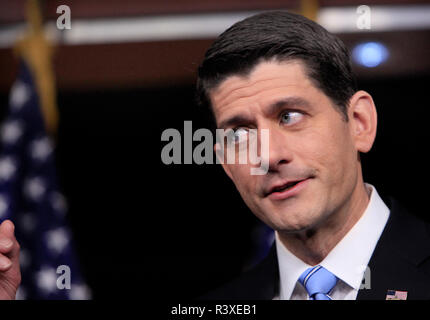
[62,11,258,44]
[318,5,430,33]
[1,5,429,48]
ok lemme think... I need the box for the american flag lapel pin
[386,290,408,300]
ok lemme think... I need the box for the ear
[214,142,233,180]
[348,90,378,153]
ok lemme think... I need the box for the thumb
[0,220,16,239]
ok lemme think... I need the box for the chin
[268,207,321,234]
[276,221,313,234]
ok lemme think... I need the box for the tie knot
[298,265,338,300]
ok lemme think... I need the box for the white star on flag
[45,228,70,255]
[68,283,92,300]
[9,81,30,110]
[23,177,46,201]
[35,266,58,294]
[0,156,17,181]
[0,120,24,145]
[30,136,53,162]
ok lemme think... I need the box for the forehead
[209,60,315,119]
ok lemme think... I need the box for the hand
[0,220,21,299]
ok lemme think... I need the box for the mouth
[265,178,310,200]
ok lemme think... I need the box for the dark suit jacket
[202,198,430,300]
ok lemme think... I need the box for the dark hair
[196,11,357,126]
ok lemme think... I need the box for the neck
[277,180,370,266]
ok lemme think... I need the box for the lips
[264,178,310,199]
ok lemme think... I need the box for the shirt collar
[275,231,311,300]
[276,183,390,299]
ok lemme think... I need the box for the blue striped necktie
[298,265,339,300]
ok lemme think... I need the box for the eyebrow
[218,115,253,130]
[217,96,312,129]
[265,96,312,117]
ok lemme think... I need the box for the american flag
[0,60,91,299]
[386,290,408,300]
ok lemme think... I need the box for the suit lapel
[357,198,430,300]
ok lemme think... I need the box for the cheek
[296,124,356,178]
[229,166,262,210]
[230,165,255,193]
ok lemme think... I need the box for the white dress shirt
[274,183,390,300]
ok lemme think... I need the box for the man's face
[210,60,362,233]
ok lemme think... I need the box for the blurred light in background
[352,42,389,68]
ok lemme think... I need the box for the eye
[233,127,249,143]
[281,111,303,125]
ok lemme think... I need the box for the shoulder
[380,197,430,262]
[359,197,430,299]
[384,197,430,252]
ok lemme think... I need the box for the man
[196,11,430,300]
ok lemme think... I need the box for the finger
[0,220,15,239]
[0,237,14,254]
[0,252,12,271]
[0,220,19,262]
[0,220,16,255]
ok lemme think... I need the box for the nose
[261,126,293,173]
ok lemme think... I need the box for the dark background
[1,0,430,301]
[4,73,429,300]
